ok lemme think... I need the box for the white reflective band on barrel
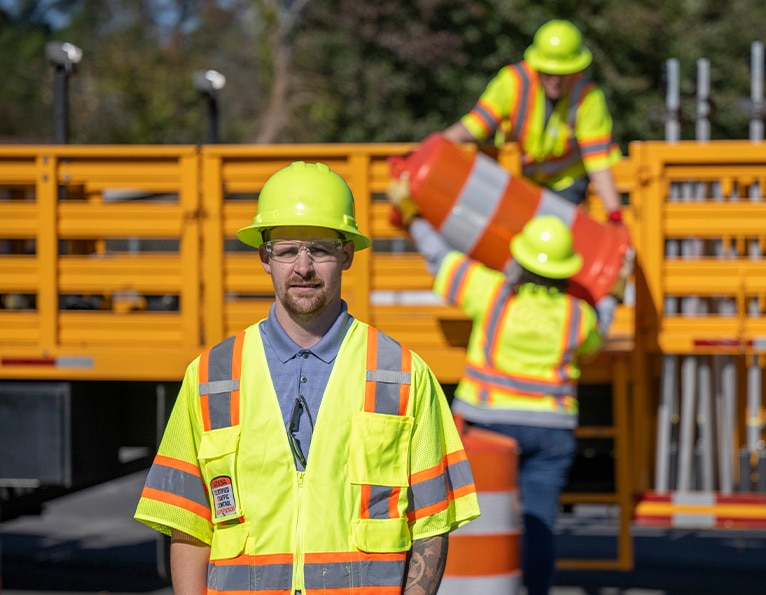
[440,152,510,255]
[438,574,521,595]
[450,491,520,535]
[535,188,578,226]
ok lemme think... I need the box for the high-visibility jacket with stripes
[135,317,480,594]
[460,60,620,193]
[434,251,602,429]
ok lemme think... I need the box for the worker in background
[443,19,624,222]
[388,187,616,595]
[135,162,480,595]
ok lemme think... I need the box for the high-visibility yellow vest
[461,60,620,192]
[135,318,479,594]
[434,252,602,428]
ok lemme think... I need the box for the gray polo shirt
[259,301,353,470]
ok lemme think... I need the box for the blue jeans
[471,422,577,595]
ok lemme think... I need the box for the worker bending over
[443,19,624,222]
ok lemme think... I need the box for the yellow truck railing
[0,146,203,380]
[629,140,766,355]
[3,139,766,568]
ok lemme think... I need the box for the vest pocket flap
[198,426,243,523]
[209,523,249,560]
[352,518,411,553]
[198,425,241,459]
[349,411,412,487]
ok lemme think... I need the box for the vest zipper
[293,471,306,593]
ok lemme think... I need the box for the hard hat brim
[524,46,592,75]
[236,222,372,251]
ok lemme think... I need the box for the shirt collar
[260,301,353,364]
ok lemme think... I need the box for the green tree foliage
[0,0,764,145]
[0,8,53,141]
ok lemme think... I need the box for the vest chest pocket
[348,411,413,487]
[198,425,244,525]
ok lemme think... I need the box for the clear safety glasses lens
[265,239,344,264]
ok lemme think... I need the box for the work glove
[609,247,635,303]
[386,175,420,229]
[596,294,618,335]
[607,209,623,225]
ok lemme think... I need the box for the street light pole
[193,69,226,144]
[45,41,83,144]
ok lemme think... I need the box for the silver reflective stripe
[482,283,513,365]
[409,468,449,511]
[440,152,509,255]
[408,456,473,517]
[534,189,577,226]
[369,331,409,415]
[199,379,240,396]
[366,369,410,385]
[464,364,575,397]
[209,559,293,591]
[303,559,405,588]
[367,484,396,519]
[202,333,239,430]
[566,77,592,126]
[144,460,208,509]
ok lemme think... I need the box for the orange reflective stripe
[230,331,245,426]
[411,457,448,485]
[305,551,407,564]
[360,483,372,519]
[484,284,513,368]
[510,62,537,144]
[388,486,401,518]
[554,295,578,382]
[398,348,412,416]
[154,453,203,477]
[199,331,245,431]
[443,255,477,306]
[364,328,379,412]
[407,448,475,521]
[141,486,211,521]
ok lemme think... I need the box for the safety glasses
[264,239,344,264]
[288,395,314,467]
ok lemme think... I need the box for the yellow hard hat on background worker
[510,215,583,279]
[524,19,592,75]
[236,161,372,250]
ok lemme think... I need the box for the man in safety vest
[135,162,480,595]
[443,19,624,223]
[388,193,615,595]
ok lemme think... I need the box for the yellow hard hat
[524,20,592,75]
[236,161,372,250]
[510,215,583,279]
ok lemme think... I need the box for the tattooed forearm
[403,534,449,595]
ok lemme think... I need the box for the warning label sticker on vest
[210,475,238,519]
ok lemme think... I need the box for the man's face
[539,72,575,101]
[260,226,354,321]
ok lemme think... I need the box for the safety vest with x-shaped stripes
[135,317,479,594]
[460,59,618,192]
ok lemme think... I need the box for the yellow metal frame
[4,138,766,569]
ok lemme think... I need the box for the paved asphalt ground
[1,471,765,595]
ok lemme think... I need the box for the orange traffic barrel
[390,133,633,305]
[439,420,521,595]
